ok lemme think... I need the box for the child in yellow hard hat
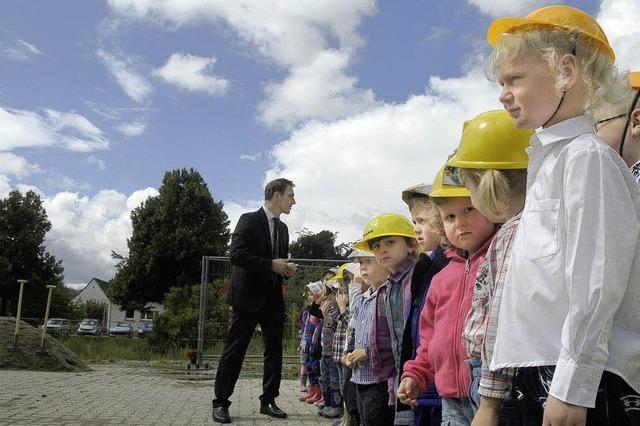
[344,235,398,426]
[596,71,640,182]
[486,5,640,425]
[397,166,496,425]
[444,110,532,424]
[398,184,450,425]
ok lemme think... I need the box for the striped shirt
[350,287,380,385]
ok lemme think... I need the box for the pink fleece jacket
[401,237,493,398]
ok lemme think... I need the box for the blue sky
[0,0,636,286]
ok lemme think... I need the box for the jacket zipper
[456,258,471,395]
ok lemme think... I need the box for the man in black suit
[212,178,297,424]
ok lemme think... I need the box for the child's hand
[336,292,348,313]
[350,348,368,363]
[396,377,419,406]
[345,352,359,368]
[471,396,501,426]
[542,395,587,426]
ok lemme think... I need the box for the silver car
[109,321,132,337]
[77,318,101,336]
[45,318,70,336]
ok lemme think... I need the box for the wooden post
[13,279,28,347]
[40,285,56,351]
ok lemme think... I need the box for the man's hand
[471,396,501,426]
[542,395,587,426]
[350,348,368,363]
[271,259,295,277]
[396,377,419,406]
[336,292,348,314]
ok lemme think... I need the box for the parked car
[137,322,153,337]
[77,318,101,336]
[45,318,70,336]
[109,321,132,337]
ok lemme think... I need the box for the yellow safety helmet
[333,263,350,281]
[630,72,640,90]
[447,110,533,170]
[401,183,433,206]
[354,213,416,251]
[429,165,470,198]
[487,5,615,62]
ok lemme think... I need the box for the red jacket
[401,237,492,398]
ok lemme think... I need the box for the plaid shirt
[462,260,490,358]
[631,160,640,183]
[349,287,380,385]
[478,212,521,399]
[332,311,349,363]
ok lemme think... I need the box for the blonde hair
[460,169,527,219]
[487,25,631,114]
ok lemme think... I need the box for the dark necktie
[272,217,280,258]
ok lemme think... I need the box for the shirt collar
[263,205,278,221]
[533,115,595,147]
[389,258,416,283]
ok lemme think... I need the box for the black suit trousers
[213,289,284,407]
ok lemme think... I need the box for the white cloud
[44,175,93,193]
[259,50,377,130]
[466,0,558,17]
[0,106,109,152]
[0,175,11,198]
[117,121,146,136]
[0,152,42,179]
[97,49,153,102]
[597,0,640,71]
[15,183,44,198]
[259,67,501,244]
[107,0,376,129]
[154,53,229,96]
[44,187,159,283]
[85,155,107,171]
[240,152,262,162]
[1,38,43,60]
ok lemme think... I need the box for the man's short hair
[264,178,294,200]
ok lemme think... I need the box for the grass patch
[60,335,301,363]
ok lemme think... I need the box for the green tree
[289,229,341,259]
[148,279,229,352]
[0,190,66,317]
[109,169,230,309]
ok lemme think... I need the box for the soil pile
[0,317,89,372]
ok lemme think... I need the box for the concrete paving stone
[0,364,335,425]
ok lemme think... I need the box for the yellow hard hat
[333,263,350,281]
[630,72,640,90]
[429,165,470,198]
[487,5,615,62]
[447,110,533,170]
[401,183,433,206]
[354,213,416,251]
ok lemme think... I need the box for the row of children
[301,4,640,426]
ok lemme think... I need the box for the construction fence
[196,256,345,354]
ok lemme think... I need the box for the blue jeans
[466,357,482,414]
[441,397,474,426]
[320,356,343,407]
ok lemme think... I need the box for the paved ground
[0,363,334,425]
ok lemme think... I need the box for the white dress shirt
[262,205,278,243]
[490,115,640,407]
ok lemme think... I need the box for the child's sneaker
[323,406,343,419]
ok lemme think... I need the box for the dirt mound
[0,317,89,372]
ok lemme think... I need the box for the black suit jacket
[226,207,289,313]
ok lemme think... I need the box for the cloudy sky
[1,0,638,288]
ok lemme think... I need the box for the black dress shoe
[212,406,231,423]
[259,402,287,419]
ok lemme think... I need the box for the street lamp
[40,285,56,351]
[13,279,28,348]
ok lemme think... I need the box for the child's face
[410,205,439,252]
[498,54,560,129]
[437,197,495,255]
[370,236,413,273]
[357,257,389,287]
